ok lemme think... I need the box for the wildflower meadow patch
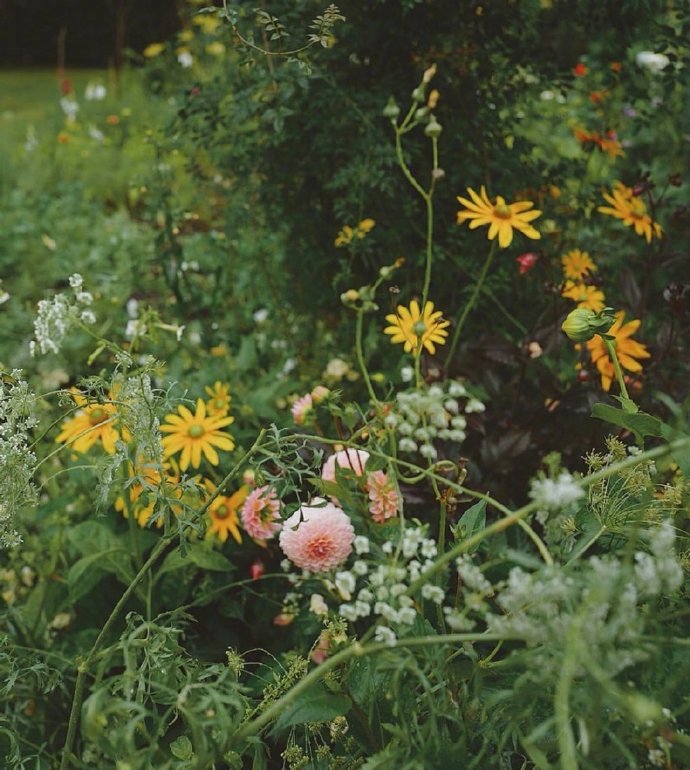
[1,2,690,769]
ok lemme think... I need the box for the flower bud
[422,63,437,84]
[561,307,616,342]
[424,115,442,139]
[414,107,429,121]
[411,86,426,103]
[340,289,359,306]
[382,98,400,120]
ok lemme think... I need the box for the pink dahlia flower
[291,393,313,425]
[240,486,282,540]
[321,448,370,483]
[367,470,401,523]
[279,499,355,572]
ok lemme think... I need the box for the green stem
[355,310,378,406]
[603,337,630,400]
[58,535,172,770]
[447,239,498,363]
[231,632,511,745]
[58,430,267,770]
[555,616,582,770]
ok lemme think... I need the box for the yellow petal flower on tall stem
[56,389,125,455]
[598,183,662,243]
[586,312,650,391]
[205,481,249,544]
[384,300,450,355]
[204,381,231,417]
[561,281,606,312]
[160,398,234,471]
[561,249,597,281]
[456,186,542,248]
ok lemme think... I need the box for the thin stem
[447,239,498,363]
[603,337,630,400]
[58,430,267,769]
[355,310,378,406]
[231,632,512,745]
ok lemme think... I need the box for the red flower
[573,62,588,77]
[250,560,265,581]
[516,252,539,274]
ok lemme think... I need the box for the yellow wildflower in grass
[56,390,125,455]
[205,481,249,544]
[456,186,541,248]
[586,311,650,391]
[335,219,376,247]
[561,281,606,312]
[160,398,234,472]
[143,42,165,58]
[562,249,597,281]
[205,381,231,417]
[598,183,662,243]
[384,300,450,355]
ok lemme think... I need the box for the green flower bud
[411,86,426,103]
[561,307,616,342]
[382,98,401,120]
[414,107,429,121]
[340,289,359,306]
[424,115,442,139]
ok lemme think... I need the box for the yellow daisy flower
[598,183,662,243]
[384,300,450,355]
[56,389,125,455]
[561,249,597,281]
[160,398,234,471]
[205,481,249,544]
[204,381,231,417]
[561,281,606,312]
[586,311,650,391]
[456,186,542,248]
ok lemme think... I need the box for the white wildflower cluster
[0,371,39,549]
[484,521,685,676]
[529,471,584,511]
[338,527,442,646]
[30,274,96,357]
[84,82,107,100]
[444,554,494,630]
[118,373,162,465]
[384,380,484,460]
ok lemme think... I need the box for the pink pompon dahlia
[291,393,313,425]
[366,470,401,523]
[240,485,282,540]
[321,448,370,483]
[279,499,355,572]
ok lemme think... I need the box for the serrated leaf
[272,685,350,731]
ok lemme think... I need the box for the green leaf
[272,684,350,731]
[68,549,134,603]
[67,521,120,556]
[170,735,194,760]
[591,402,663,445]
[187,545,234,572]
[453,499,486,552]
